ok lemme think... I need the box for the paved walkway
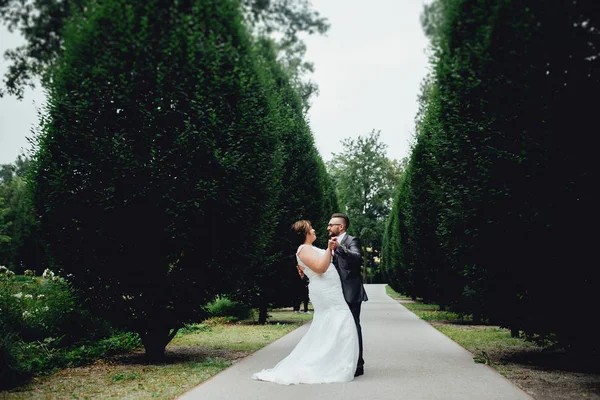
[178,284,532,400]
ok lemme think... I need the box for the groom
[328,213,368,377]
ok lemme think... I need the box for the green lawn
[1,310,311,400]
[434,324,538,353]
[385,285,469,322]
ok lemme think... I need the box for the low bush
[0,272,139,388]
[0,330,140,388]
[206,296,252,321]
[178,323,212,335]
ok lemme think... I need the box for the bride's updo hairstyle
[291,220,312,246]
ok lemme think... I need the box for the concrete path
[178,284,532,400]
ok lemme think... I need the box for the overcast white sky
[0,24,46,165]
[0,0,430,165]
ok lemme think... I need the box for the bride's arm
[298,245,333,274]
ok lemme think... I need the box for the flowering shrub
[0,266,15,280]
[1,272,136,388]
[42,269,55,280]
[0,283,22,337]
[1,272,77,341]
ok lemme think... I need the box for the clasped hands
[328,236,339,252]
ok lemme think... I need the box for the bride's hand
[327,237,338,251]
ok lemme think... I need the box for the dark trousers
[294,284,309,312]
[293,297,309,312]
[348,302,364,369]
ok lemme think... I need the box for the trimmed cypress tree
[31,0,283,360]
[233,38,337,323]
[476,0,598,348]
[389,0,598,350]
[382,184,401,292]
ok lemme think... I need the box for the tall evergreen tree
[387,0,598,350]
[31,0,283,360]
[234,38,337,323]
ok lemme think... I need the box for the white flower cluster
[26,306,49,317]
[24,269,35,277]
[13,292,47,301]
[42,269,55,279]
[0,265,15,279]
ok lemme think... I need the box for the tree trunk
[258,305,268,324]
[139,326,180,362]
[510,326,520,338]
[258,295,269,325]
[362,245,368,283]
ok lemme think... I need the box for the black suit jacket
[333,234,368,304]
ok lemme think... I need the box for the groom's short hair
[331,213,349,229]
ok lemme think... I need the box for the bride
[252,220,359,385]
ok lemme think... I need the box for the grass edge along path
[0,310,312,400]
[385,284,600,400]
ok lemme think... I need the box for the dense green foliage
[231,38,337,323]
[0,156,43,272]
[28,0,334,360]
[0,0,328,100]
[383,0,598,351]
[32,0,281,359]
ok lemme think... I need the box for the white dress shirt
[333,232,347,255]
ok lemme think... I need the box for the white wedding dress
[252,244,359,385]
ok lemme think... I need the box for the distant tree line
[0,156,44,272]
[327,130,405,284]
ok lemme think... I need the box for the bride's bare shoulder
[297,244,312,253]
[297,245,318,257]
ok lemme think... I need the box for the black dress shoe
[354,367,364,377]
